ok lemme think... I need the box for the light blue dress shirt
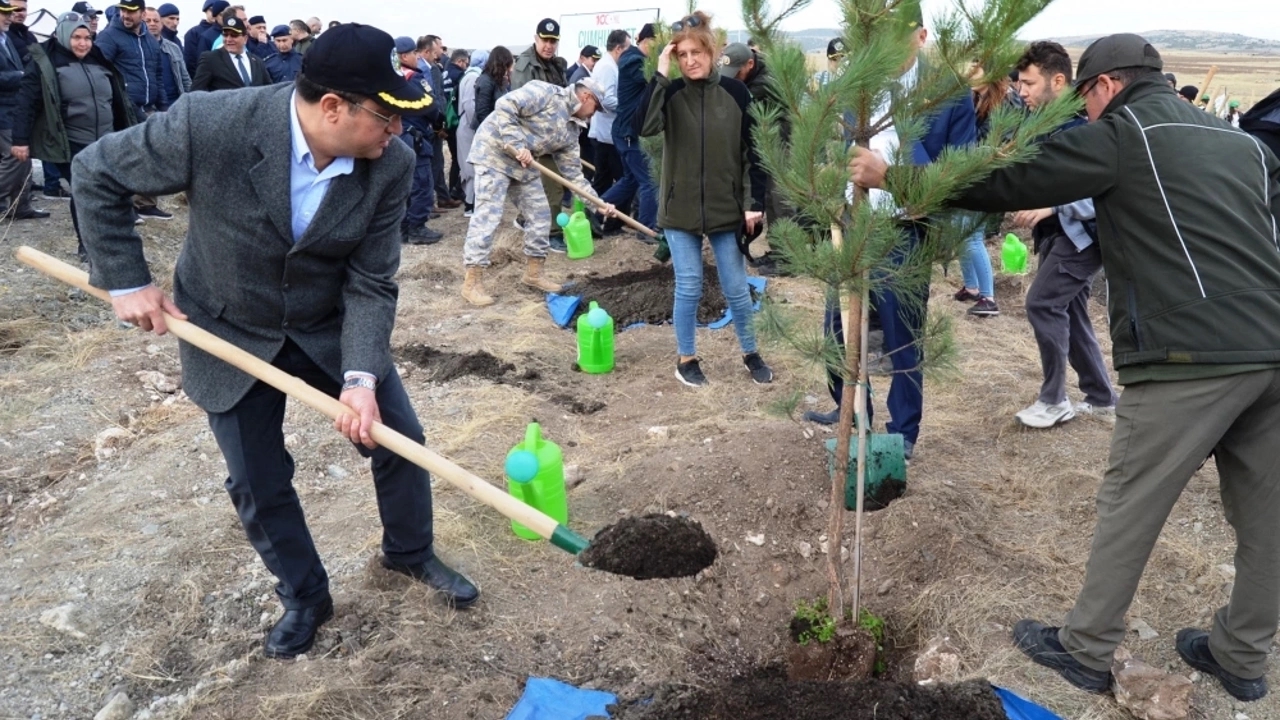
[289,90,354,241]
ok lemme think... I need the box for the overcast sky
[124,0,1276,51]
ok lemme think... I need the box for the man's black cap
[220,15,245,35]
[302,23,434,115]
[1074,33,1162,88]
[248,14,264,25]
[536,18,560,40]
[580,45,600,59]
[1178,85,1198,101]
[637,22,655,43]
[116,0,144,11]
[826,38,845,59]
[71,1,100,15]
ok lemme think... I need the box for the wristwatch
[341,376,377,392]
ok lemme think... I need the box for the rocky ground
[1,195,1276,720]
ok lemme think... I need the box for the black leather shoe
[803,408,840,426]
[1176,628,1268,701]
[12,208,50,220]
[405,226,443,245]
[1012,619,1112,694]
[263,596,333,659]
[381,555,480,609]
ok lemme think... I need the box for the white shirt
[588,53,620,144]
[861,59,919,211]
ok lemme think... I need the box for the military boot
[521,257,563,293]
[461,267,495,306]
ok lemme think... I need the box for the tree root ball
[579,514,717,580]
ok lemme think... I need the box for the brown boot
[521,256,563,293]
[461,266,495,306]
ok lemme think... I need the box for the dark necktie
[235,53,251,85]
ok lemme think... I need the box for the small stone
[284,434,300,449]
[141,523,159,536]
[326,464,350,480]
[564,464,586,490]
[797,541,813,559]
[93,692,134,720]
[646,426,669,440]
[1235,713,1250,720]
[93,427,132,461]
[914,636,962,685]
[135,370,178,394]
[39,604,87,640]
[1128,617,1160,641]
[1112,647,1192,720]
[1193,522,1203,533]
[1218,563,1237,579]
[802,428,814,439]
[145,344,162,355]
[745,533,765,546]
[877,579,895,596]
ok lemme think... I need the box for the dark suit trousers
[446,127,463,200]
[0,128,34,214]
[208,339,434,610]
[405,153,435,227]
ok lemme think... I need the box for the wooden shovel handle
[15,246,587,551]
[504,145,657,238]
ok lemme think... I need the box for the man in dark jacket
[8,0,66,202]
[415,35,455,211]
[856,33,1280,703]
[0,0,48,219]
[808,7,977,460]
[96,0,167,116]
[157,2,180,48]
[597,22,658,236]
[263,24,301,83]
[567,45,598,84]
[396,36,443,244]
[146,6,189,103]
[245,14,272,60]
[511,19,571,246]
[182,0,225,76]
[192,15,269,91]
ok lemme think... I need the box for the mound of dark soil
[568,264,755,327]
[578,514,717,580]
[393,345,604,415]
[614,675,1007,720]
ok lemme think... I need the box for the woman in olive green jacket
[638,11,772,388]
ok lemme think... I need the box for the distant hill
[1055,30,1280,55]
[723,28,1280,56]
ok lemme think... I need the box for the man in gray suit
[72,24,479,660]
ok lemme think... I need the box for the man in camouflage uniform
[461,79,615,306]
[511,18,573,250]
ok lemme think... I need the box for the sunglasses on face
[669,15,702,32]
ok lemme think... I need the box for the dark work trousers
[590,138,623,198]
[207,339,435,610]
[42,160,61,194]
[431,133,447,206]
[54,142,88,257]
[405,150,436,228]
[821,223,927,445]
[1027,232,1116,407]
[446,127,463,200]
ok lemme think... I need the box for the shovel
[503,145,658,240]
[16,246,715,579]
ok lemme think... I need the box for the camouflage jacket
[469,80,599,201]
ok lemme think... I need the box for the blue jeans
[405,153,435,226]
[601,134,657,229]
[959,230,994,297]
[666,228,757,357]
[42,161,61,194]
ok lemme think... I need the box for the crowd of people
[15,2,1280,709]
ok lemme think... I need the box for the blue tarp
[994,685,1062,720]
[546,276,767,330]
[505,677,615,720]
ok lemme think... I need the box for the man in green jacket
[853,33,1280,702]
[512,18,572,250]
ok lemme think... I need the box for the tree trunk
[825,224,862,620]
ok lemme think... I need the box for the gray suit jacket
[73,83,414,413]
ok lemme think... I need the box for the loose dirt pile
[567,264,756,327]
[578,514,718,579]
[614,674,1008,720]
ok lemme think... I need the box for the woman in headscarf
[13,11,136,261]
